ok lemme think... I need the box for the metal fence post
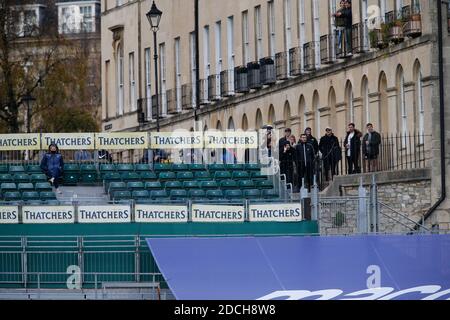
[357,177,368,233]
[77,236,84,287]
[21,236,27,288]
[135,236,140,283]
[370,174,379,233]
[311,175,319,221]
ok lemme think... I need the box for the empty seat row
[0,191,57,202]
[0,173,48,183]
[1,182,53,193]
[0,164,42,174]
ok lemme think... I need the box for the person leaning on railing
[333,0,353,56]
[333,0,347,54]
[362,123,381,173]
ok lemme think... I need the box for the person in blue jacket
[40,143,64,194]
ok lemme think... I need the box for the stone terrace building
[101,0,450,229]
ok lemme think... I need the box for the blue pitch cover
[146,235,450,300]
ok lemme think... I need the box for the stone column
[404,81,416,134]
[352,97,364,131]
[386,87,398,134]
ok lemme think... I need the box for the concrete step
[56,186,109,204]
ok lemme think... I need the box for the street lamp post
[146,1,162,132]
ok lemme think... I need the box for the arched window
[298,95,306,130]
[255,109,263,129]
[328,87,336,130]
[414,61,424,143]
[312,90,320,136]
[227,116,235,130]
[396,65,407,140]
[117,43,124,116]
[378,71,388,133]
[268,104,275,124]
[345,81,354,124]
[242,114,248,130]
[283,101,291,129]
[361,76,369,126]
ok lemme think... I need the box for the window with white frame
[79,5,93,32]
[242,10,250,64]
[399,71,407,143]
[417,70,424,144]
[189,32,197,108]
[159,43,167,116]
[144,48,151,119]
[117,44,124,116]
[268,1,275,58]
[12,7,39,37]
[284,0,292,75]
[227,16,235,92]
[254,6,263,61]
[174,37,182,112]
[128,52,136,111]
[298,0,305,71]
[379,0,386,22]
[203,25,210,78]
[312,0,320,69]
[215,21,222,96]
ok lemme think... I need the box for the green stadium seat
[17,183,34,191]
[232,171,250,180]
[165,181,183,189]
[245,163,261,171]
[127,181,144,190]
[108,182,127,194]
[35,182,52,192]
[100,163,116,174]
[31,174,47,182]
[183,181,200,189]
[112,190,132,200]
[170,189,188,200]
[0,165,8,173]
[262,189,279,199]
[40,191,57,200]
[243,189,261,199]
[63,173,79,185]
[134,163,151,171]
[251,171,268,180]
[219,179,239,189]
[13,173,30,183]
[9,166,25,173]
[4,191,21,201]
[159,171,176,181]
[172,163,188,171]
[81,172,97,184]
[144,181,162,190]
[153,163,173,171]
[214,171,232,180]
[225,189,243,199]
[80,164,96,173]
[1,183,17,194]
[239,180,256,189]
[187,164,206,171]
[132,190,150,200]
[120,172,140,181]
[0,174,13,183]
[194,171,210,180]
[103,172,121,182]
[150,190,169,199]
[208,163,226,172]
[26,165,42,173]
[188,189,206,199]
[117,163,134,172]
[225,163,245,171]
[206,189,224,199]
[64,164,79,172]
[176,171,194,180]
[22,191,40,201]
[257,180,274,189]
[43,200,60,205]
[25,200,43,205]
[139,171,157,181]
[200,180,218,189]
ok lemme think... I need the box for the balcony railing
[289,47,302,76]
[385,11,404,43]
[320,34,334,64]
[220,70,235,97]
[352,22,369,53]
[303,42,315,71]
[166,88,178,114]
[181,83,193,110]
[259,57,276,85]
[275,52,288,80]
[402,5,422,38]
[136,98,149,123]
[199,78,209,105]
[208,74,221,101]
[234,66,249,93]
[369,28,388,49]
[247,61,262,89]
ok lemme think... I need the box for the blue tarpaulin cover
[146,235,450,300]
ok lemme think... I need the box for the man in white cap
[319,127,341,180]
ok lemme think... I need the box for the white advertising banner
[150,132,204,149]
[78,205,131,223]
[22,206,75,224]
[249,203,302,222]
[204,131,258,149]
[41,133,95,150]
[0,206,19,224]
[135,205,188,223]
[0,133,40,151]
[95,132,148,149]
[191,204,245,222]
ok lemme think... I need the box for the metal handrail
[378,201,430,231]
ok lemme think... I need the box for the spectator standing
[40,143,64,194]
[362,123,381,172]
[334,0,353,56]
[304,127,319,155]
[279,128,294,184]
[319,127,342,180]
[333,0,347,55]
[295,133,315,191]
[344,123,362,174]
[74,149,92,161]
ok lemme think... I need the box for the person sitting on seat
[40,143,64,194]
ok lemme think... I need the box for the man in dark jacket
[304,127,319,155]
[279,128,294,185]
[295,134,315,191]
[334,0,353,56]
[344,123,362,174]
[362,123,381,172]
[319,127,341,180]
[40,143,64,194]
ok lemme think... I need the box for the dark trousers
[323,159,338,180]
[298,162,313,191]
[346,156,360,174]
[280,160,294,186]
[46,171,60,188]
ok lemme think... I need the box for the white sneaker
[56,188,63,194]
[49,177,55,184]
